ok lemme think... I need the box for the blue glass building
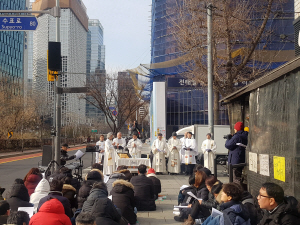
[86,19,106,125]
[150,0,294,138]
[0,0,26,91]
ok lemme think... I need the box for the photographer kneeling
[224,122,248,185]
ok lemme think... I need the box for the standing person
[131,121,141,137]
[23,168,42,196]
[168,132,182,174]
[113,132,126,151]
[225,122,248,184]
[257,183,300,225]
[182,132,197,176]
[61,143,76,166]
[201,133,217,173]
[180,132,188,174]
[151,133,168,174]
[127,131,143,158]
[103,132,116,175]
[95,135,105,164]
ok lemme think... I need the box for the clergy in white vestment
[103,132,116,175]
[95,134,105,163]
[113,132,126,150]
[201,133,217,173]
[151,133,168,173]
[181,132,197,175]
[167,132,182,174]
[180,132,188,174]
[127,131,143,158]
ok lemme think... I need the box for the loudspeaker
[42,145,53,167]
[48,42,61,71]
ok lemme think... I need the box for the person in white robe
[127,131,143,158]
[151,133,168,174]
[201,133,217,173]
[113,132,127,161]
[181,132,197,175]
[167,132,182,174]
[95,134,105,164]
[103,132,116,175]
[180,132,188,174]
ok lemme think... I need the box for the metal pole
[207,4,214,138]
[54,0,61,170]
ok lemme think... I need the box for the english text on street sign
[0,16,38,31]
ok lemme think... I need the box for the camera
[223,134,232,140]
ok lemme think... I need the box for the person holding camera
[225,122,248,185]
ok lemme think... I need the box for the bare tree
[85,73,146,135]
[170,0,291,122]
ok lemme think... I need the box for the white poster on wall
[249,152,257,173]
[259,154,270,176]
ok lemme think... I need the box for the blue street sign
[0,16,38,31]
[112,110,118,116]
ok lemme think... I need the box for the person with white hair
[112,132,126,151]
[103,132,116,175]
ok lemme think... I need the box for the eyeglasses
[257,193,272,199]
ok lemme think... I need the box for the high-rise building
[32,0,88,126]
[150,0,295,138]
[0,0,27,93]
[86,19,106,125]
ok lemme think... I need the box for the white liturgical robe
[181,138,197,165]
[103,139,116,175]
[95,140,105,163]
[151,138,168,173]
[127,138,143,158]
[201,139,217,172]
[167,138,182,173]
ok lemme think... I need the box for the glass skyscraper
[86,19,106,125]
[0,0,26,92]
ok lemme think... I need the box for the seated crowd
[0,163,299,225]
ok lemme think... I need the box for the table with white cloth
[116,158,151,173]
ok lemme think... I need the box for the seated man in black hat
[60,143,76,166]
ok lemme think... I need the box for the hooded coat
[106,173,126,194]
[6,184,33,212]
[30,178,50,213]
[29,198,72,225]
[241,191,258,225]
[130,174,156,211]
[110,179,136,224]
[146,173,161,199]
[82,187,108,213]
[225,131,248,165]
[62,184,78,209]
[258,196,300,225]
[24,174,42,196]
[219,201,251,225]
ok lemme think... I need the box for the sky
[82,0,152,72]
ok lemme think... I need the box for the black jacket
[130,174,156,211]
[38,191,72,218]
[241,191,258,225]
[225,131,248,165]
[110,179,136,224]
[181,185,198,205]
[219,201,250,225]
[77,180,98,209]
[106,173,126,195]
[6,184,33,212]
[258,197,300,225]
[60,150,76,166]
[147,174,161,199]
[91,198,122,225]
[82,187,108,213]
[201,192,219,209]
[196,183,209,201]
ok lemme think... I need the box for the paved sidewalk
[136,174,228,225]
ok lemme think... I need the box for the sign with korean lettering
[273,156,285,182]
[249,152,257,173]
[259,154,270,176]
[167,77,200,88]
[0,16,38,31]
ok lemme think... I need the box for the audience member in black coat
[0,200,10,224]
[5,178,24,200]
[6,183,33,212]
[111,179,136,225]
[7,211,30,225]
[38,179,72,218]
[146,168,161,200]
[130,164,156,211]
[77,169,103,209]
[82,182,108,213]
[241,191,258,225]
[62,184,78,210]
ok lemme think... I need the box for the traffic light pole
[54,0,61,170]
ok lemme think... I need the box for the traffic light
[47,50,57,82]
[48,41,61,71]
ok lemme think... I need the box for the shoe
[174,216,184,222]
[181,215,195,225]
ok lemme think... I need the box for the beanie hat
[147,168,156,174]
[234,122,244,131]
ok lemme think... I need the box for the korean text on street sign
[0,16,38,31]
